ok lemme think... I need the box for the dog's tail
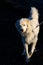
[29,7,39,20]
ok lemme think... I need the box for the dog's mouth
[20,29,23,32]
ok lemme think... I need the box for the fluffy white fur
[15,7,40,63]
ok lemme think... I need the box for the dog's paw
[26,57,30,63]
[25,55,30,63]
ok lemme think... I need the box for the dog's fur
[15,7,40,62]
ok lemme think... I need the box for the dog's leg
[30,37,38,56]
[24,43,31,62]
[22,49,26,55]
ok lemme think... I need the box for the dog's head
[15,18,32,34]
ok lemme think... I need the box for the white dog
[15,7,40,62]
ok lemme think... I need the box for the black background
[0,0,43,65]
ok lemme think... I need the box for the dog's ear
[15,20,20,30]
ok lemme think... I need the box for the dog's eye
[23,24,25,26]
